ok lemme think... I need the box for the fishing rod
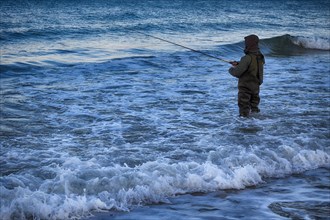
[135,31,234,64]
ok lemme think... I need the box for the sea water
[0,0,329,219]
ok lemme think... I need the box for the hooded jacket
[229,35,265,93]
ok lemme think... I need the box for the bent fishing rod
[135,31,235,64]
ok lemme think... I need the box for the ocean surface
[1,0,329,219]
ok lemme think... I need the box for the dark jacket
[229,34,265,93]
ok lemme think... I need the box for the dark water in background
[1,0,329,219]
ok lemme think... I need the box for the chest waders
[238,54,263,117]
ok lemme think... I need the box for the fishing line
[135,31,233,64]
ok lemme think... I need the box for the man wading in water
[229,34,265,117]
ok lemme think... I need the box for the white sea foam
[1,147,329,219]
[292,36,330,50]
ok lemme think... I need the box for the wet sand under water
[87,168,330,220]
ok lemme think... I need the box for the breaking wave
[1,146,329,219]
[260,34,330,56]
[290,35,330,50]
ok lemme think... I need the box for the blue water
[1,0,330,219]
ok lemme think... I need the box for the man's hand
[230,61,239,66]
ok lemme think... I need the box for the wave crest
[260,34,329,56]
[1,147,329,219]
[291,35,330,50]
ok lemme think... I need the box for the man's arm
[228,55,251,78]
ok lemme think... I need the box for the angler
[228,34,265,117]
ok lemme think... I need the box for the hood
[244,34,259,54]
